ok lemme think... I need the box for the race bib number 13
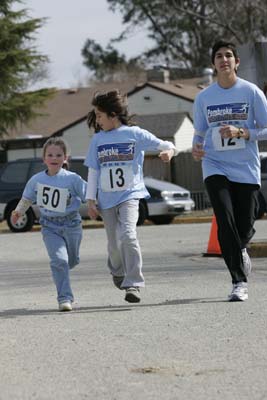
[212,127,245,151]
[100,165,133,192]
[37,183,68,212]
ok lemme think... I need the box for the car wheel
[256,190,266,219]
[6,207,35,232]
[137,200,147,226]
[149,215,174,225]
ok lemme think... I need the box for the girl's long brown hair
[87,89,135,132]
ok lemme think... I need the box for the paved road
[0,221,267,400]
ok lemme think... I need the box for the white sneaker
[228,282,248,302]
[242,248,252,276]
[58,301,72,312]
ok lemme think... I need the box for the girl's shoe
[58,301,72,312]
[112,275,124,290]
[125,287,140,303]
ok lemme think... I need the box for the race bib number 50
[37,183,68,212]
[100,165,133,192]
[212,127,245,151]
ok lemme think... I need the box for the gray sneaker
[112,275,124,290]
[125,287,141,303]
[228,282,248,302]
[242,249,252,276]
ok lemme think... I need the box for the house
[128,80,201,118]
[0,76,205,162]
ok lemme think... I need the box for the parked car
[0,157,195,232]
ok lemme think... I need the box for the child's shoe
[112,275,124,290]
[58,301,72,312]
[125,287,141,303]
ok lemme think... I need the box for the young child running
[84,90,178,303]
[11,137,87,311]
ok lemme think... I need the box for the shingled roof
[128,80,201,102]
[7,81,138,140]
[6,78,204,140]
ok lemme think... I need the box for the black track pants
[205,175,259,284]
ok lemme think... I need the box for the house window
[143,96,151,101]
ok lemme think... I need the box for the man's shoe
[112,275,124,290]
[58,301,72,312]
[228,282,248,302]
[125,287,141,303]
[242,248,252,276]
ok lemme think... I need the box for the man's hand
[192,143,205,161]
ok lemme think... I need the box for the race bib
[37,183,68,212]
[212,127,246,151]
[100,164,134,192]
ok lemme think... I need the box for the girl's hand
[87,200,99,220]
[11,210,21,225]
[192,143,205,161]
[159,149,175,162]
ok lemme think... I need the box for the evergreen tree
[0,0,55,137]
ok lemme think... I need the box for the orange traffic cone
[203,215,222,257]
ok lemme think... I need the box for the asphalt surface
[1,220,267,400]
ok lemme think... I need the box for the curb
[249,241,267,258]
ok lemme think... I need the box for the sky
[24,0,154,89]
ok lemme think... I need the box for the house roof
[128,80,202,102]
[7,81,139,140]
[5,77,205,141]
[135,112,190,140]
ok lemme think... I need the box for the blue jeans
[41,215,82,303]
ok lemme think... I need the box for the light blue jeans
[100,199,145,288]
[41,214,82,304]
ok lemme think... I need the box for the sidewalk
[0,209,214,234]
[1,209,266,257]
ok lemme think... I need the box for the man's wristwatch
[237,128,245,138]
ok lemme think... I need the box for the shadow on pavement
[0,297,227,319]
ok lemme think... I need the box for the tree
[106,0,267,73]
[0,0,55,137]
[81,38,145,82]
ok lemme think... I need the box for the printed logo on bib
[97,142,135,164]
[37,183,68,212]
[207,103,249,123]
[100,164,133,192]
[212,127,245,151]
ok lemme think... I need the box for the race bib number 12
[212,127,246,151]
[37,183,68,212]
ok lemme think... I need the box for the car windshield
[0,162,29,183]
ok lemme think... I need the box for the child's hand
[11,210,22,225]
[159,149,175,162]
[87,200,99,220]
